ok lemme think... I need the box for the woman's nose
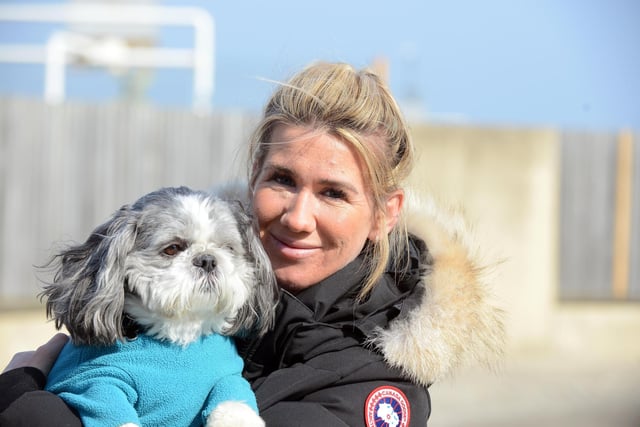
[281,191,315,232]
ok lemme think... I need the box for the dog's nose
[193,254,217,272]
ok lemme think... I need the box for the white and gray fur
[41,186,278,347]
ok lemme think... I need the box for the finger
[36,333,69,356]
[33,333,69,375]
[2,350,36,373]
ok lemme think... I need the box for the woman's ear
[368,189,404,240]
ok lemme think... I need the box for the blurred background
[0,0,639,425]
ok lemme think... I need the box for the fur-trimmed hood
[370,191,506,387]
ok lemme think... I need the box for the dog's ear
[227,203,279,337]
[41,205,138,346]
[245,216,279,336]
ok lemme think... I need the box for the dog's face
[42,187,277,346]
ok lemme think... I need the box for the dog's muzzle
[193,254,217,273]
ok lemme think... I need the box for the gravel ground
[429,351,640,427]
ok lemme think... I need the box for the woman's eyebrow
[262,163,291,176]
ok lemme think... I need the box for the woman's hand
[2,333,68,375]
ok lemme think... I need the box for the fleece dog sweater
[46,333,257,427]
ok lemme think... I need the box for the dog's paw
[206,401,265,427]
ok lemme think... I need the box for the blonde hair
[248,62,414,298]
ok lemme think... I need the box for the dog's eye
[162,243,185,256]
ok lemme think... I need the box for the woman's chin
[273,267,314,294]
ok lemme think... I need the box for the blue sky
[0,0,638,131]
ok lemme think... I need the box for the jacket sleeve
[0,367,82,427]
[261,401,350,426]
[252,347,430,427]
[258,374,430,426]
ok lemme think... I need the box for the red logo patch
[364,385,411,427]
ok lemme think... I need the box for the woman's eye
[323,188,347,200]
[271,173,294,187]
[162,243,184,256]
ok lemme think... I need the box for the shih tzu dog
[41,186,277,427]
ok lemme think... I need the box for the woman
[1,62,504,426]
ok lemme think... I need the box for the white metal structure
[0,3,215,112]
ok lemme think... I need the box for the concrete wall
[407,123,640,358]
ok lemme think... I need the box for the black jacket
[239,239,430,426]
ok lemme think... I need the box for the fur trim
[371,191,505,386]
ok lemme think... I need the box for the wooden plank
[612,130,634,299]
[559,131,616,299]
[631,131,640,299]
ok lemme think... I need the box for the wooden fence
[0,97,258,306]
[560,130,639,300]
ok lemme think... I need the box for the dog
[41,186,278,427]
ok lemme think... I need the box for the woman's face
[252,124,380,293]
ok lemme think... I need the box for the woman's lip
[269,233,320,258]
